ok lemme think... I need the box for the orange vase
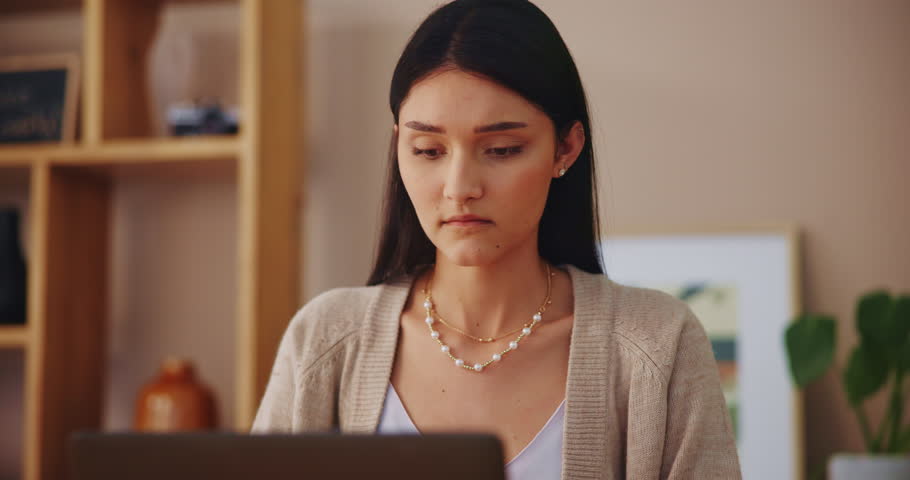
[134,357,218,432]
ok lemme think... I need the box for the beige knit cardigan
[251,264,742,479]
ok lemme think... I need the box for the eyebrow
[403,121,528,134]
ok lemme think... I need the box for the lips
[442,215,492,226]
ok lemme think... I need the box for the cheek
[398,158,438,218]
[496,163,552,227]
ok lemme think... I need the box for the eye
[486,146,523,158]
[412,147,444,159]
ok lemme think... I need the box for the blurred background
[0,0,908,479]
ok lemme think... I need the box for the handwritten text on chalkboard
[0,69,69,143]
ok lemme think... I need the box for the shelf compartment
[102,172,238,432]
[85,0,241,142]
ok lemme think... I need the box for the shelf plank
[0,160,37,170]
[0,0,231,15]
[0,136,240,164]
[0,325,30,348]
[0,145,58,165]
[51,136,241,163]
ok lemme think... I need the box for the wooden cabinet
[0,1,302,479]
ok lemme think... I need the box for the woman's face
[396,69,582,267]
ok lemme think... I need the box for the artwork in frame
[600,225,803,480]
[0,54,80,144]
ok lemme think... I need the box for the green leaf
[895,295,910,370]
[893,295,910,335]
[785,314,836,388]
[856,291,894,348]
[844,344,890,406]
[678,283,708,302]
[898,425,910,453]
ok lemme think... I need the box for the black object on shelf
[168,100,239,136]
[0,207,27,325]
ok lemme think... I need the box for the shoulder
[288,284,382,338]
[293,285,380,331]
[281,284,385,373]
[606,279,706,384]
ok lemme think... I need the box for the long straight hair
[367,0,603,286]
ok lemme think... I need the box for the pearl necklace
[421,264,554,373]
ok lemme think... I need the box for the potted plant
[785,290,910,479]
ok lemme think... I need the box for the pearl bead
[423,300,432,310]
[441,345,450,353]
[522,327,532,335]
[473,363,483,372]
[492,353,502,361]
[425,316,434,325]
[533,313,542,323]
[455,359,464,367]
[509,341,519,350]
[430,331,440,339]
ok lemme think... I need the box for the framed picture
[0,54,80,144]
[600,225,803,480]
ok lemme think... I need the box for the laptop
[69,432,506,480]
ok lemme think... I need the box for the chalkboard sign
[0,54,79,144]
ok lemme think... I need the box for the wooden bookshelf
[0,1,302,479]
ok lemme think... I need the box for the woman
[252,1,741,478]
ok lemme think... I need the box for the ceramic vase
[134,357,218,431]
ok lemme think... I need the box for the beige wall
[1,0,908,476]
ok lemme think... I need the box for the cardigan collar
[349,264,616,480]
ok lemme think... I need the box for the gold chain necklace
[421,263,554,373]
[423,264,554,342]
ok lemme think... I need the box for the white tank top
[376,383,565,480]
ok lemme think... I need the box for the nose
[442,150,483,204]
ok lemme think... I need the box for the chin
[437,244,502,267]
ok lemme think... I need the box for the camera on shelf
[167,99,239,136]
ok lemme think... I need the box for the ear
[553,121,585,177]
[393,123,398,134]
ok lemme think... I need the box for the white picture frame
[600,224,803,480]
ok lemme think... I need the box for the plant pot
[829,453,910,480]
[0,208,27,325]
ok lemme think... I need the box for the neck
[425,246,553,338]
